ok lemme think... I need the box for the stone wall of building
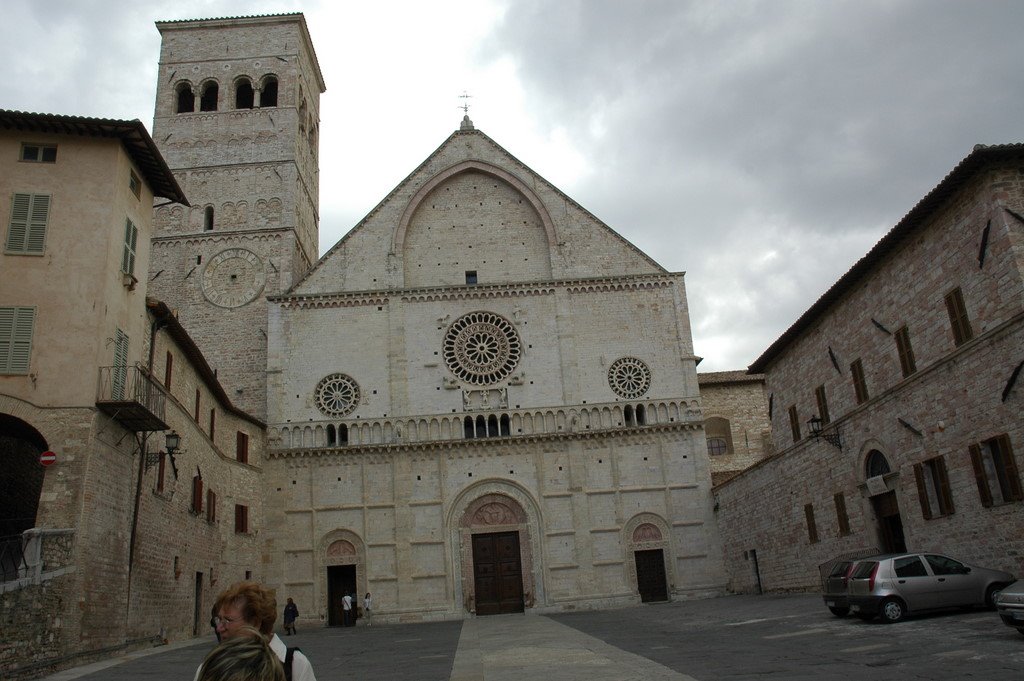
[715,154,1024,593]
[697,372,771,485]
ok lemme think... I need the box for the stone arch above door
[623,512,675,598]
[316,529,366,622]
[447,480,544,614]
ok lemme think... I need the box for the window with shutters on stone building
[0,306,36,374]
[191,475,203,514]
[788,405,801,443]
[164,351,173,389]
[944,287,973,346]
[969,434,1023,506]
[804,503,819,543]
[834,493,851,535]
[236,431,249,464]
[121,218,138,277]
[235,504,249,534]
[6,192,50,254]
[895,325,916,377]
[850,358,869,404]
[814,385,830,424]
[914,455,954,518]
[209,408,216,439]
[206,489,216,523]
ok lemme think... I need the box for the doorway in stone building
[872,492,906,553]
[635,549,669,602]
[193,572,204,636]
[472,531,524,615]
[327,565,356,626]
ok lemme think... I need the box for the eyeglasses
[213,615,241,627]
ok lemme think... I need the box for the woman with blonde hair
[197,627,285,681]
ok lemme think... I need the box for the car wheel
[985,584,1005,609]
[879,598,905,623]
[828,606,850,617]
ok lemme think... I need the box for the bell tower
[148,14,325,419]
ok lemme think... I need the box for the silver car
[995,580,1024,636]
[847,552,1014,623]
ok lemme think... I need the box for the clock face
[201,248,267,308]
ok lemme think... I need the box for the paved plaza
[38,594,1023,681]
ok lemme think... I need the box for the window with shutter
[850,359,869,404]
[6,193,50,254]
[112,329,129,400]
[970,435,1022,506]
[895,326,917,377]
[914,456,954,519]
[235,504,249,534]
[944,287,973,346]
[804,503,819,543]
[834,493,850,535]
[815,385,830,424]
[0,306,36,374]
[192,476,203,514]
[236,431,249,464]
[121,218,138,276]
[787,405,801,443]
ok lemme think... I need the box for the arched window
[326,424,336,446]
[338,424,348,446]
[487,415,499,437]
[204,206,214,231]
[260,76,279,107]
[176,83,195,113]
[624,404,635,427]
[499,414,510,436]
[704,416,734,456]
[463,416,474,439]
[0,414,47,537]
[475,415,486,437]
[235,79,254,109]
[866,450,891,478]
[635,404,646,426]
[200,82,218,111]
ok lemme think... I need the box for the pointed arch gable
[393,160,557,255]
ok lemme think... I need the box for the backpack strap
[284,646,300,681]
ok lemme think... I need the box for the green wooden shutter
[112,328,129,399]
[6,193,49,253]
[0,307,36,374]
[121,219,137,275]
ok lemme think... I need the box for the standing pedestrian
[341,592,353,627]
[198,581,318,681]
[283,597,298,636]
[363,592,372,627]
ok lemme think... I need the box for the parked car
[847,552,1014,623]
[995,580,1024,637]
[822,559,858,617]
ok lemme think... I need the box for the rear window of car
[852,561,877,579]
[829,561,852,578]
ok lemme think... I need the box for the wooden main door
[635,549,669,603]
[472,531,524,615]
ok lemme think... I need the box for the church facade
[146,13,725,624]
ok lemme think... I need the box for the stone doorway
[635,549,668,603]
[472,531,524,615]
[872,491,906,553]
[327,564,357,626]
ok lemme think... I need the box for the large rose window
[608,357,652,399]
[443,311,522,385]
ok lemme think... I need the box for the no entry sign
[39,451,56,467]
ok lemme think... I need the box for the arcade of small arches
[270,397,700,450]
[175,75,279,113]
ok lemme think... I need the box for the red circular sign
[39,451,57,467]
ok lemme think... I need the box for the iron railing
[96,364,168,431]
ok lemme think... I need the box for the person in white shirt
[363,592,372,626]
[342,592,353,627]
[197,581,317,681]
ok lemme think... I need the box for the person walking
[362,592,372,626]
[341,592,353,627]
[200,581,317,681]
[283,598,298,636]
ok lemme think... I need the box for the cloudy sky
[3,0,1023,372]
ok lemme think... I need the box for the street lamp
[807,416,843,451]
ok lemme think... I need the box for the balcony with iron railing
[96,364,168,432]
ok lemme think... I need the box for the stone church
[146,13,725,624]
